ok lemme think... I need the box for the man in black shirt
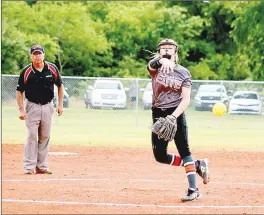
[16,44,64,174]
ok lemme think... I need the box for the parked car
[84,79,128,109]
[53,86,69,108]
[228,91,262,115]
[194,84,229,111]
[140,82,153,110]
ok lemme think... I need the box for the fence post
[135,78,139,127]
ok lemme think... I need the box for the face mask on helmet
[162,53,172,60]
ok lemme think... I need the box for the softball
[212,102,227,116]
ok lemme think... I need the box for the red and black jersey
[147,63,192,109]
[16,61,63,105]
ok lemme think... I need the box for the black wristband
[149,57,162,69]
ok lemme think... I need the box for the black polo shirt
[16,61,63,105]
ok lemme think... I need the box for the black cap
[30,45,45,54]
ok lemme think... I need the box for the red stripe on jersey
[48,64,58,81]
[24,66,33,84]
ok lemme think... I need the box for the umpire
[16,44,64,175]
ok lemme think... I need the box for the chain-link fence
[2,74,264,114]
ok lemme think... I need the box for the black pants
[151,107,191,164]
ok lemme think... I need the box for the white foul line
[2,199,264,209]
[209,181,264,186]
[2,178,110,182]
[2,178,264,187]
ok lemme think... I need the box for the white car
[141,82,153,110]
[228,91,262,115]
[84,80,128,109]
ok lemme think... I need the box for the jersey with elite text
[147,63,192,108]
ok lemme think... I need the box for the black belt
[152,106,177,111]
[30,101,51,105]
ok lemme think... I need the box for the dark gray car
[194,84,229,111]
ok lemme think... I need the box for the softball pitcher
[148,39,210,202]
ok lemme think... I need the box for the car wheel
[85,101,91,108]
[63,101,69,108]
[86,103,94,109]
[142,103,148,110]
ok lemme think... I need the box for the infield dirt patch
[2,144,264,214]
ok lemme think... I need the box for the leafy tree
[103,2,204,77]
[2,1,264,80]
[231,1,264,81]
[2,2,59,73]
[2,15,57,74]
[2,1,110,75]
[188,61,216,80]
[2,18,29,74]
[32,2,110,75]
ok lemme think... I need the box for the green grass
[2,105,264,151]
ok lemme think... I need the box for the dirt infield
[2,144,264,214]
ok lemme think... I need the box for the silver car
[228,91,262,115]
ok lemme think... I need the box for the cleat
[196,158,210,184]
[181,188,200,202]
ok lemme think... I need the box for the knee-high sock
[183,155,197,190]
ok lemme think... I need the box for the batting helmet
[158,38,177,47]
[157,38,178,52]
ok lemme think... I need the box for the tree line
[2,1,264,81]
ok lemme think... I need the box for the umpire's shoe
[181,188,200,202]
[24,170,34,175]
[36,167,52,174]
[196,158,210,184]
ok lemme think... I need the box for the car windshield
[233,93,258,100]
[95,82,122,90]
[198,85,225,93]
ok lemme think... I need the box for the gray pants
[24,100,54,172]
